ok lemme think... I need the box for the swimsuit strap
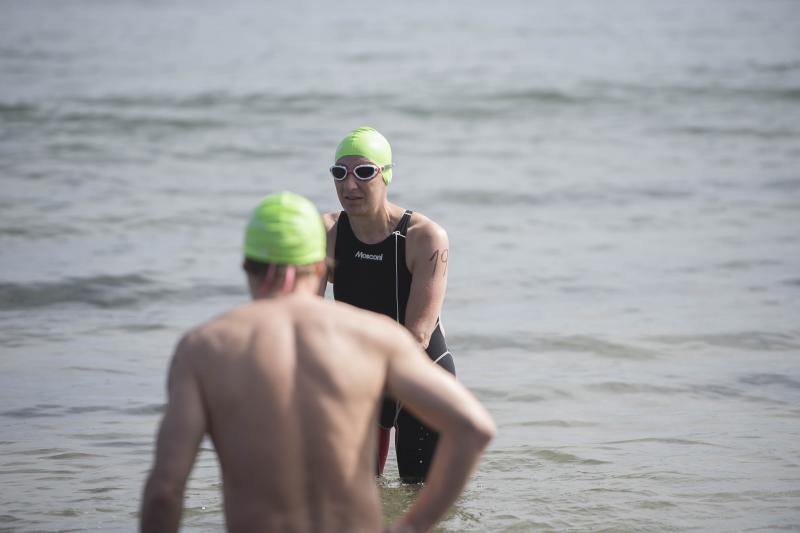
[391,211,412,323]
[338,210,351,231]
[398,210,413,237]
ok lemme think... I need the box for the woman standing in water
[323,127,456,483]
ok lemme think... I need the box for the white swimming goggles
[329,163,393,182]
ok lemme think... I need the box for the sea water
[1,0,799,530]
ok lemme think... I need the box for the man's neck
[256,277,322,300]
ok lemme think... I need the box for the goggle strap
[281,265,296,294]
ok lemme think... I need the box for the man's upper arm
[404,219,449,347]
[149,333,208,491]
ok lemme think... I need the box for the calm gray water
[2,0,799,531]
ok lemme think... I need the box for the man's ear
[314,262,329,296]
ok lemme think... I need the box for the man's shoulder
[327,297,385,322]
[178,303,264,354]
[178,318,221,352]
[329,299,408,338]
[171,322,216,372]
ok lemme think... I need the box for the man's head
[331,127,393,216]
[242,191,327,298]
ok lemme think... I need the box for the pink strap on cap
[281,264,296,294]
[261,263,277,294]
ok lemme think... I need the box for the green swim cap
[243,191,326,265]
[334,126,393,185]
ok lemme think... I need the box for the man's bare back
[193,296,402,531]
[140,192,494,533]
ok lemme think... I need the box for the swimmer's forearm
[140,476,184,533]
[392,426,493,532]
[405,322,433,350]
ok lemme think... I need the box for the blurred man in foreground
[140,191,495,533]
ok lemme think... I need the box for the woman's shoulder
[322,210,342,232]
[406,211,449,253]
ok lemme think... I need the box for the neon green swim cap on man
[243,191,326,265]
[335,126,393,185]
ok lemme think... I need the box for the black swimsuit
[333,210,456,482]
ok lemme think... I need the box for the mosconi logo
[355,250,383,261]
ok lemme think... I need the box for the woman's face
[333,155,388,216]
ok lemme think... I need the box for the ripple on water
[504,387,553,402]
[3,468,76,475]
[90,440,150,449]
[484,445,609,471]
[45,509,81,517]
[603,437,718,447]
[452,332,660,360]
[1,406,62,419]
[688,383,790,406]
[1,447,67,456]
[1,403,155,419]
[432,183,697,212]
[468,387,510,402]
[648,331,800,351]
[535,449,610,466]
[739,373,800,390]
[614,470,691,481]
[585,382,686,395]
[543,335,661,360]
[117,403,164,416]
[67,432,137,441]
[715,258,784,271]
[44,452,104,460]
[64,405,115,415]
[676,489,794,505]
[764,177,800,192]
[516,419,597,428]
[116,322,168,333]
[0,274,154,310]
[63,367,134,377]
[0,275,241,311]
[79,486,119,494]
[585,381,792,407]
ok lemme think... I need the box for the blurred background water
[1,0,799,531]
